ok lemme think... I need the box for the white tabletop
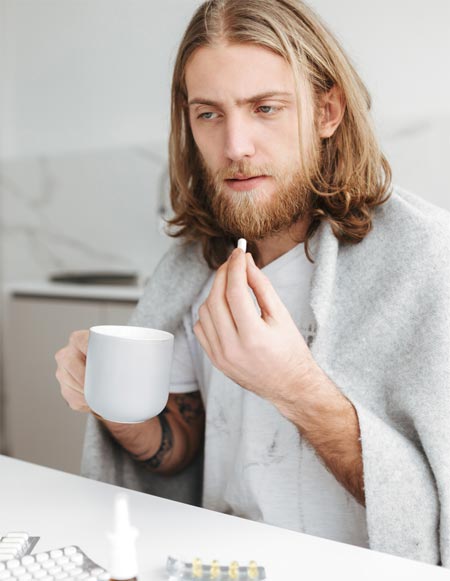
[0,455,448,581]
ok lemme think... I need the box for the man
[55,0,450,567]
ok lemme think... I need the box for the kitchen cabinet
[3,288,138,475]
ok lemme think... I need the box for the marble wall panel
[0,143,173,285]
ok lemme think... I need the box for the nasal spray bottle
[107,494,139,581]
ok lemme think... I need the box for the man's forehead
[185,43,297,102]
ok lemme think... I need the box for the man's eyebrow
[187,91,294,107]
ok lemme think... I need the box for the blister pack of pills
[0,533,40,562]
[0,533,109,581]
[166,556,266,580]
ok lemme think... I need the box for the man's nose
[223,115,256,161]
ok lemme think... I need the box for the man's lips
[224,175,269,191]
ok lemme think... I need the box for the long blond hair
[167,0,392,268]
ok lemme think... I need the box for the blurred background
[0,0,449,474]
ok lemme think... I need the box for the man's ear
[318,85,346,139]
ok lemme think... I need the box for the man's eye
[198,112,218,120]
[257,105,279,115]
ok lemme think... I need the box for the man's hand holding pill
[194,246,365,505]
[193,247,320,415]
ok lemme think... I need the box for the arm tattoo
[143,407,173,470]
[174,392,205,425]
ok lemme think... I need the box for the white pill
[74,574,88,580]
[11,567,26,576]
[20,559,33,568]
[0,565,5,572]
[96,574,109,581]
[16,574,32,581]
[41,563,54,571]
[88,571,102,577]
[69,570,81,578]
[69,557,82,566]
[54,574,68,580]
[0,572,11,580]
[35,556,48,564]
[48,568,61,576]
[237,238,247,253]
[7,562,20,571]
[54,560,68,568]
[32,572,46,579]
[40,576,54,581]
[4,536,28,542]
[49,554,62,561]
[26,565,40,574]
[0,559,14,564]
[61,551,75,559]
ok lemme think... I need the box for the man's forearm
[97,392,204,475]
[280,368,365,506]
[99,413,167,465]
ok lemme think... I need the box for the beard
[202,159,312,241]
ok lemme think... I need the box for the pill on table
[26,565,40,574]
[54,560,68,568]
[20,559,34,568]
[69,557,82,566]
[42,562,55,571]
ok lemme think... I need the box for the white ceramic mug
[84,325,174,423]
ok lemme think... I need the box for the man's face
[185,42,316,240]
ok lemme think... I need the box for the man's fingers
[58,368,89,412]
[197,302,222,361]
[69,329,89,356]
[245,253,287,322]
[193,320,214,363]
[56,366,84,395]
[226,249,261,335]
[56,349,87,387]
[206,261,239,343]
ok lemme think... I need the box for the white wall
[0,0,449,287]
[2,1,449,160]
[0,0,200,158]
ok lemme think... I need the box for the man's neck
[253,217,311,268]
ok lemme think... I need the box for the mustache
[204,161,278,184]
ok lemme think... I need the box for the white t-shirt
[169,243,369,548]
